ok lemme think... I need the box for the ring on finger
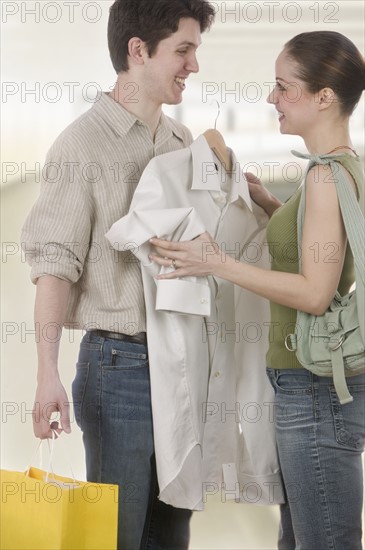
[170,259,177,269]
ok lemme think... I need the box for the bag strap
[292,150,365,342]
[25,430,76,482]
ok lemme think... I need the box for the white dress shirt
[106,135,284,510]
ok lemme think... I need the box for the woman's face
[267,50,319,137]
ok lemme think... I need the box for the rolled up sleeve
[20,139,92,284]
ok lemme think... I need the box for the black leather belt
[91,330,147,346]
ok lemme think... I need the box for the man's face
[142,17,201,107]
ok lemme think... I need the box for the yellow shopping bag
[1,463,118,549]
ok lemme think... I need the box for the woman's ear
[317,87,336,110]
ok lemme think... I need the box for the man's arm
[33,275,72,438]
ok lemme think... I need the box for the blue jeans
[267,368,365,550]
[72,331,192,550]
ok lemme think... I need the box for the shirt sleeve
[20,136,92,284]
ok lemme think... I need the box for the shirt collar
[92,93,184,142]
[92,93,139,136]
[156,112,185,145]
[229,147,252,211]
[190,135,252,211]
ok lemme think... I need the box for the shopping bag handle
[26,430,76,483]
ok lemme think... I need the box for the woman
[150,32,365,549]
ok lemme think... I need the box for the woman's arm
[150,164,350,316]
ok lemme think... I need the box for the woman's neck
[303,116,352,156]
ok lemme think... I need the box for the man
[21,1,215,547]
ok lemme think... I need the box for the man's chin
[164,94,184,107]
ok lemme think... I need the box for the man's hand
[33,375,71,439]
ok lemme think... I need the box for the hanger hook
[214,100,220,130]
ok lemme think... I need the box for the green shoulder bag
[285,152,365,405]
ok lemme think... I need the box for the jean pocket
[107,349,148,370]
[272,370,312,395]
[101,355,152,422]
[330,384,365,451]
[71,362,90,428]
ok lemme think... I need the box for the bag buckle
[329,335,344,352]
[284,334,296,352]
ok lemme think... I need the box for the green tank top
[266,154,364,369]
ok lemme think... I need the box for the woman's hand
[245,172,268,205]
[245,172,281,217]
[149,232,222,279]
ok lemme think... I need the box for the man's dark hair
[108,0,216,74]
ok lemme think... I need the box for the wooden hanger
[203,128,232,173]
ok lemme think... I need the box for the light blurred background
[1,1,364,548]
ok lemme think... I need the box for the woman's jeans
[267,368,365,550]
[72,331,192,550]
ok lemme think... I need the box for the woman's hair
[108,0,215,74]
[284,31,365,116]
